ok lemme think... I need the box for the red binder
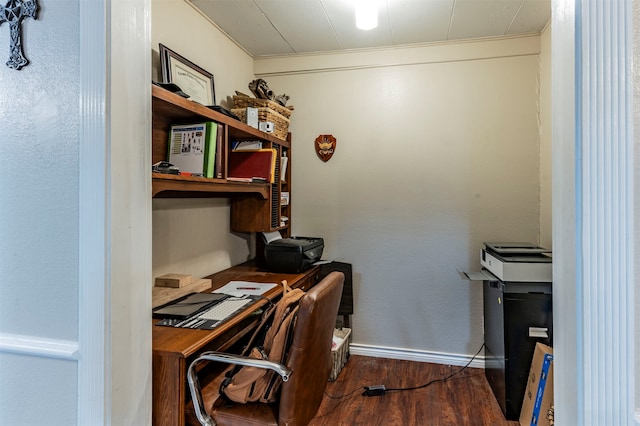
[227,149,276,183]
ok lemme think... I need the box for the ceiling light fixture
[355,0,378,31]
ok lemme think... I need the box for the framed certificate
[159,44,216,106]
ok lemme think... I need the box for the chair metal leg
[187,351,293,426]
[187,357,217,426]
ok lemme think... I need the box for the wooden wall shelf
[152,84,292,234]
[152,85,289,150]
[152,85,289,199]
[152,173,269,198]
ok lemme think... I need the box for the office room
[0,1,637,426]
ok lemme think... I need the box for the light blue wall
[634,0,640,416]
[0,1,81,425]
[0,354,77,425]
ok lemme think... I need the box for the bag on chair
[220,281,305,403]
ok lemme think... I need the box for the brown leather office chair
[187,271,345,426]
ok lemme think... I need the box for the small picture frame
[159,44,216,106]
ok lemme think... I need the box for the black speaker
[317,261,353,325]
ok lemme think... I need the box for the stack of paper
[213,281,278,297]
[232,140,263,151]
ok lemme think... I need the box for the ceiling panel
[321,0,394,50]
[448,0,524,40]
[387,0,455,45]
[255,0,342,53]
[190,0,294,55]
[507,0,551,35]
[189,0,550,57]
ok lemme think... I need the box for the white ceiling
[188,0,551,57]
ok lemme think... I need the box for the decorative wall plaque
[0,0,38,70]
[315,134,336,162]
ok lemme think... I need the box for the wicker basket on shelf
[232,95,293,141]
[231,107,290,141]
[232,95,293,119]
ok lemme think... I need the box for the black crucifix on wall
[0,0,38,70]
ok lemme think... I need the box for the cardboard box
[519,343,554,426]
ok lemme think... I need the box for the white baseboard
[349,343,485,369]
[0,332,78,360]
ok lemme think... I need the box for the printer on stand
[475,242,553,421]
[264,236,324,273]
[480,242,552,283]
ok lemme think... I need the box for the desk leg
[153,352,185,426]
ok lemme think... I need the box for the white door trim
[552,0,636,424]
[78,0,110,423]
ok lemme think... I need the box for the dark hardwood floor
[309,355,520,426]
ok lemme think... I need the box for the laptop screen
[153,292,228,320]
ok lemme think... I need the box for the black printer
[264,236,324,273]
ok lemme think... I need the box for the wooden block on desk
[152,278,212,308]
[155,273,193,288]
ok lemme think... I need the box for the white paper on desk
[459,269,498,282]
[213,281,278,297]
[261,231,282,245]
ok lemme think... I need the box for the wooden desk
[152,261,320,426]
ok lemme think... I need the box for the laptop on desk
[152,292,228,320]
[154,293,261,330]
